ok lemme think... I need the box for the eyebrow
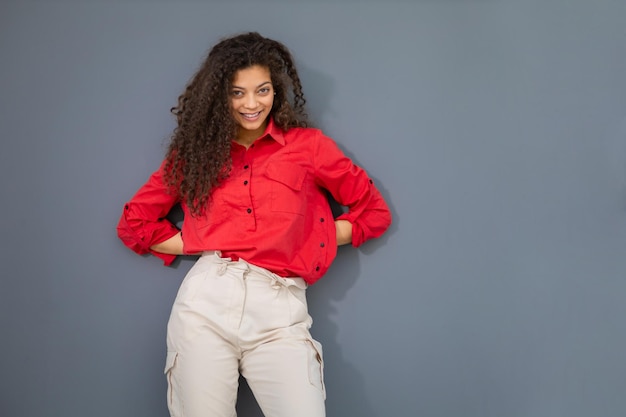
[232,81,272,90]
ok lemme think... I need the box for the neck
[234,123,268,148]
[234,133,260,149]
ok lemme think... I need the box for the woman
[117,32,391,417]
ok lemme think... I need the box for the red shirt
[117,118,391,284]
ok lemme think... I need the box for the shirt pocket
[265,162,308,216]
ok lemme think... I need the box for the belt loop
[270,278,282,290]
[241,262,250,280]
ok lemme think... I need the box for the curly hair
[164,32,309,216]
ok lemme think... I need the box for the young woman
[117,32,391,417]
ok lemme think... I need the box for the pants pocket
[306,339,326,399]
[164,351,181,417]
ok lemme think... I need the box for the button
[369,179,373,184]
[247,208,252,213]
[320,218,324,222]
[244,165,249,169]
[315,266,320,271]
[320,242,325,247]
[243,180,248,185]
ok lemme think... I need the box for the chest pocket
[265,162,308,215]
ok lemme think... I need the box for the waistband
[201,251,307,290]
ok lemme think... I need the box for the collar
[260,117,286,146]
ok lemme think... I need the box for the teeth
[242,112,260,119]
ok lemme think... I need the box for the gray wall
[1,1,625,416]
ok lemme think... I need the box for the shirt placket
[241,149,256,231]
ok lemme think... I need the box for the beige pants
[164,252,326,417]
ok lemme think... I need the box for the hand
[334,220,353,246]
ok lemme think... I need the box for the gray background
[1,1,625,416]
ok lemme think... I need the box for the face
[230,65,274,144]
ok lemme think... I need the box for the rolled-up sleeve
[116,161,180,265]
[313,133,392,247]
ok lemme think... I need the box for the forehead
[231,65,271,87]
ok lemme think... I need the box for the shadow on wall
[311,247,379,417]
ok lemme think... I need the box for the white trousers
[164,252,326,417]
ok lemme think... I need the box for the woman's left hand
[334,219,353,246]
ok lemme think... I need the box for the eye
[258,87,271,95]
[231,90,244,97]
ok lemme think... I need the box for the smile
[241,111,262,120]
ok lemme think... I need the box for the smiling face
[230,65,275,147]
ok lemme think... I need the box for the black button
[244,180,248,185]
[320,242,325,247]
[369,179,373,184]
[315,266,320,271]
[320,218,324,222]
[124,205,129,210]
[247,208,252,213]
[244,165,249,169]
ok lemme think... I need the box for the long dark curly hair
[164,32,309,216]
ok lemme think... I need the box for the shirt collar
[261,117,286,146]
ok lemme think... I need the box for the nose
[243,93,257,109]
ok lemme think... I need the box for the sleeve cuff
[151,251,177,266]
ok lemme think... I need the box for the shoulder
[284,125,323,139]
[282,126,336,148]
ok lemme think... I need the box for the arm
[117,160,182,265]
[314,133,392,247]
[150,232,184,255]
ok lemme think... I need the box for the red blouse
[117,118,391,284]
